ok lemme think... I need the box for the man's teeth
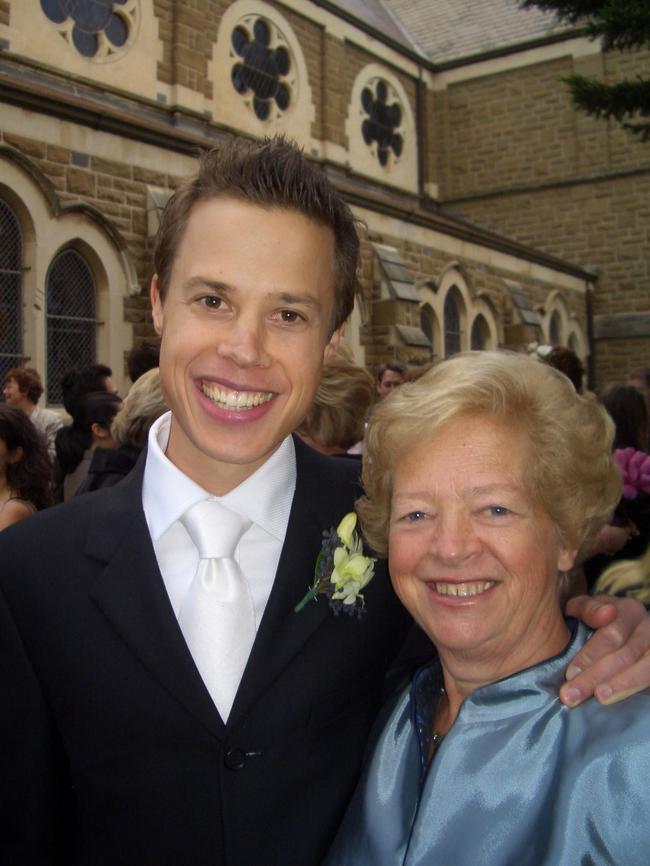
[202,382,274,410]
[434,581,495,597]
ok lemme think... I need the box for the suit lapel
[87,460,224,736]
[231,439,354,722]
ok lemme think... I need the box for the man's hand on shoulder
[560,594,650,707]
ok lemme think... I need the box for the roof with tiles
[322,0,423,53]
[378,0,576,65]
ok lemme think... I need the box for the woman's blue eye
[405,511,425,522]
[488,505,509,517]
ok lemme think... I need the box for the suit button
[224,747,247,770]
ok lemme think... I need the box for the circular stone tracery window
[229,16,294,122]
[40,0,138,60]
[360,78,404,168]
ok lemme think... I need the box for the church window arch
[45,247,99,405]
[0,199,25,382]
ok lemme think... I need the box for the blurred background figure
[296,348,375,457]
[0,406,53,531]
[594,545,650,609]
[376,361,405,399]
[583,382,650,592]
[60,363,117,418]
[54,391,122,502]
[76,368,167,495]
[543,346,585,394]
[2,367,63,459]
[126,342,160,384]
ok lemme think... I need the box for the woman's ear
[558,547,578,572]
[91,423,110,441]
[6,446,24,465]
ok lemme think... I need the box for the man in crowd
[376,360,405,398]
[2,366,62,458]
[60,361,118,417]
[1,137,650,865]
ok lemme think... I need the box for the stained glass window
[41,0,133,59]
[360,79,404,167]
[230,17,292,121]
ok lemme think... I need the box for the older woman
[326,351,650,866]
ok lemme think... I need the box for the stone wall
[435,47,650,385]
[0,129,186,345]
[435,49,650,200]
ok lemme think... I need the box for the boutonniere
[294,512,376,618]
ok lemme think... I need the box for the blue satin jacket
[326,621,650,865]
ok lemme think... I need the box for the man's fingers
[560,619,650,707]
[564,594,618,629]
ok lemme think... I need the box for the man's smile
[201,380,275,411]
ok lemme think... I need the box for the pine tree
[521,1,650,140]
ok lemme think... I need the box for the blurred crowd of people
[0,342,166,531]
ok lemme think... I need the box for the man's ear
[150,275,164,336]
[323,326,343,363]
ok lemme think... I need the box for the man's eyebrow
[182,276,231,293]
[270,291,323,310]
[182,278,323,311]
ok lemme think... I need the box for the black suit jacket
[0,437,417,866]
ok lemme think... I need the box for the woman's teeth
[434,580,495,597]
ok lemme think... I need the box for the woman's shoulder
[0,497,35,530]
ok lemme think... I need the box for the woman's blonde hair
[594,546,650,606]
[358,350,621,556]
[112,368,167,449]
[297,348,374,451]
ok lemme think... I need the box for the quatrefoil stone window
[360,78,404,167]
[40,0,137,60]
[230,16,294,122]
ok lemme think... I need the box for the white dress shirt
[142,412,296,631]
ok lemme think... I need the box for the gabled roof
[382,0,575,65]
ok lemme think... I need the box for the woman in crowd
[75,368,167,495]
[0,406,53,531]
[54,390,122,501]
[326,351,650,866]
[296,347,374,457]
[583,383,650,590]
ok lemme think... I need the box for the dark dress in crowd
[584,492,650,591]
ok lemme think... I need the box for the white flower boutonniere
[294,512,376,618]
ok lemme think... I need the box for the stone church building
[1,0,648,400]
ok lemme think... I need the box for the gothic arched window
[0,199,25,383]
[444,289,462,357]
[470,314,489,350]
[46,248,97,404]
[549,309,561,345]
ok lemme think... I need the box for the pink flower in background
[613,448,650,499]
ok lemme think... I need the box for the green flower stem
[294,585,320,613]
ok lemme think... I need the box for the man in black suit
[1,137,649,866]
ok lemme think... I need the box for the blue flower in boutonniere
[294,512,376,618]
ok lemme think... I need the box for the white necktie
[179,499,255,721]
